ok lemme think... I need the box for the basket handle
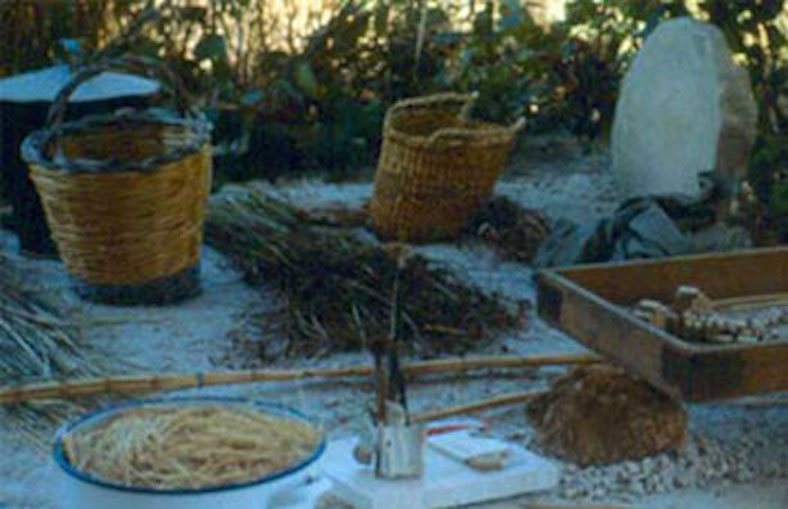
[426,116,526,146]
[45,55,193,135]
[383,92,479,131]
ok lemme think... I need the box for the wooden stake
[0,353,598,405]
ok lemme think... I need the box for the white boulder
[611,17,757,201]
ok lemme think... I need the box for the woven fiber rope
[370,92,524,243]
[21,57,212,305]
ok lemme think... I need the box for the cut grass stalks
[205,188,526,357]
[0,251,101,441]
[0,252,94,381]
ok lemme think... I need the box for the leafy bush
[1,0,786,181]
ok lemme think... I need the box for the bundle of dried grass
[205,189,524,357]
[0,252,91,381]
[0,251,99,446]
[62,404,322,490]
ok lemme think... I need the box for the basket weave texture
[370,93,524,242]
[21,58,212,293]
[28,135,211,285]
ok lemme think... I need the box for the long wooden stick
[713,292,788,311]
[412,389,546,423]
[0,353,598,405]
[523,504,638,509]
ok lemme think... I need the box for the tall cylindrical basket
[370,92,524,243]
[21,57,212,305]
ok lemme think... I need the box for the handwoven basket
[21,57,212,305]
[370,92,524,242]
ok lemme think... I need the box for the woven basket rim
[21,108,212,174]
[384,109,521,149]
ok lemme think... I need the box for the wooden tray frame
[535,247,788,402]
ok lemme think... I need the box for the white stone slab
[322,437,560,509]
[268,478,334,508]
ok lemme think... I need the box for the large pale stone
[612,17,757,201]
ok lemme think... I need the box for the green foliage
[0,0,108,76]
[698,0,788,134]
[748,134,788,239]
[1,0,787,181]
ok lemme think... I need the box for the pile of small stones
[554,405,788,503]
[557,433,783,503]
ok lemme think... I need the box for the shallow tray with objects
[535,247,788,402]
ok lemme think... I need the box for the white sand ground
[2,145,788,508]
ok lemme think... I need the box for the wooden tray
[535,247,788,402]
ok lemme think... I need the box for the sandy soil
[2,143,788,508]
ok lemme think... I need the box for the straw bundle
[0,250,101,446]
[62,404,322,490]
[0,252,91,381]
[205,189,524,356]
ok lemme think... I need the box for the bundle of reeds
[0,250,99,447]
[0,252,91,381]
[205,189,524,356]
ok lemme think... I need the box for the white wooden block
[321,437,560,509]
[428,430,510,466]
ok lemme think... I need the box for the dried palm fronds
[205,188,525,357]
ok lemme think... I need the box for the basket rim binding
[383,91,525,150]
[20,55,212,174]
[21,110,212,174]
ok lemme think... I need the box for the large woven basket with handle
[370,92,524,243]
[21,57,212,305]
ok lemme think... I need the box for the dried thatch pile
[0,251,99,444]
[0,252,91,381]
[205,188,524,357]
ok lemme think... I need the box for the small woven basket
[370,92,524,242]
[21,57,212,305]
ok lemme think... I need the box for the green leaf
[766,25,787,50]
[132,36,162,59]
[374,1,390,35]
[241,89,264,107]
[498,0,525,31]
[433,31,462,47]
[194,34,227,61]
[178,6,208,23]
[294,61,319,99]
[58,38,83,58]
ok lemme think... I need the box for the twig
[526,502,642,509]
[0,353,598,405]
[412,389,546,423]
[726,396,788,407]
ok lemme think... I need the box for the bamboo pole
[412,389,546,423]
[0,353,598,405]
